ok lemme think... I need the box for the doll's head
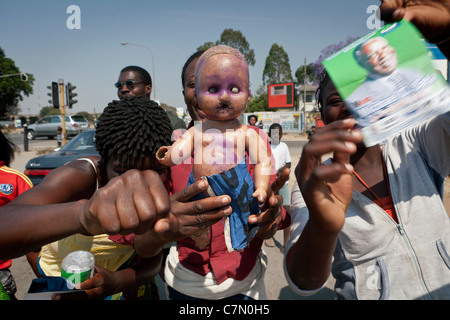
[195,45,250,121]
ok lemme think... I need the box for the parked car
[27,115,90,140]
[25,129,99,185]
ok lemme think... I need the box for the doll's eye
[208,87,218,93]
[230,87,240,94]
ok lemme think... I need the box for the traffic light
[66,82,77,109]
[47,81,60,108]
[20,73,28,81]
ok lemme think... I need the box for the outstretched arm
[285,119,363,290]
[133,179,232,257]
[0,161,171,260]
[251,167,290,240]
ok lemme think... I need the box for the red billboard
[267,82,295,108]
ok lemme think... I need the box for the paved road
[5,131,449,300]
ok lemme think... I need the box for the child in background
[266,123,291,250]
[0,130,33,300]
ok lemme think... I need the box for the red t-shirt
[0,162,33,269]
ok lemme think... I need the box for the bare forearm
[134,231,166,258]
[277,163,291,176]
[112,252,163,294]
[0,201,86,259]
[286,221,338,290]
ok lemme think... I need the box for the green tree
[313,36,360,78]
[295,63,316,85]
[247,85,269,112]
[75,111,95,123]
[40,106,61,117]
[197,42,216,52]
[0,47,34,117]
[197,29,256,66]
[262,44,293,86]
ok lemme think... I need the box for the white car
[27,115,89,140]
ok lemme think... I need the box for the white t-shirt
[270,141,291,184]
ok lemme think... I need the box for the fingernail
[351,130,362,137]
[393,8,401,18]
[222,196,231,204]
[344,141,355,149]
[158,220,170,232]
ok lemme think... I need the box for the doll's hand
[380,0,450,44]
[156,146,171,163]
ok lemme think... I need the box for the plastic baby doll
[156,45,272,251]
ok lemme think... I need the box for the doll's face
[195,53,250,121]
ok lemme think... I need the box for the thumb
[154,218,170,233]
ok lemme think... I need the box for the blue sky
[1,0,382,116]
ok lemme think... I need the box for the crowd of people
[0,0,449,300]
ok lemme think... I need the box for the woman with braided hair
[284,5,450,297]
[0,96,232,299]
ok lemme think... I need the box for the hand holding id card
[323,20,450,146]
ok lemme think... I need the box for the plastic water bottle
[61,250,95,289]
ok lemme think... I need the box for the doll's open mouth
[217,103,232,111]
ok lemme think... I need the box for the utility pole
[121,42,157,101]
[58,79,67,146]
[303,58,307,133]
[0,73,28,81]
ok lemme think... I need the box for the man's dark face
[117,71,152,99]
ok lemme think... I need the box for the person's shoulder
[65,156,101,175]
[0,165,23,176]
[247,125,267,136]
[166,110,186,130]
[0,165,33,187]
[244,124,262,137]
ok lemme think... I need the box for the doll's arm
[156,127,195,166]
[246,128,272,203]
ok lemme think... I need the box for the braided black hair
[120,66,152,86]
[315,69,331,119]
[0,130,18,167]
[95,96,172,166]
[181,50,205,88]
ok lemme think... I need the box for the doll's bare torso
[192,124,248,180]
